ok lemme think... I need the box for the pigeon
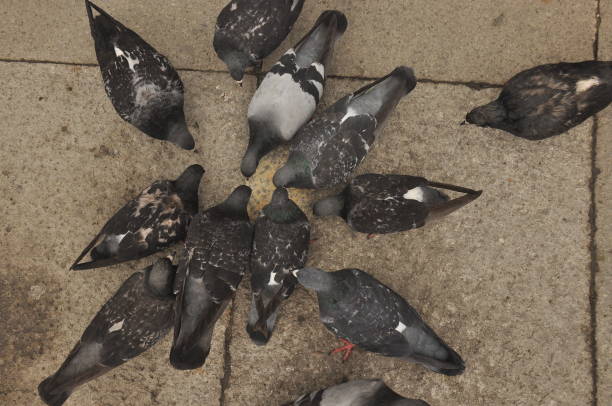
[313,173,482,235]
[294,267,465,375]
[214,0,305,82]
[170,185,253,370]
[86,1,195,149]
[284,379,430,406]
[274,67,416,189]
[71,164,204,270]
[246,187,310,345]
[241,10,348,177]
[38,257,176,406]
[465,61,612,139]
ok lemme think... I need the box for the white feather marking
[340,107,360,124]
[312,62,325,77]
[268,272,280,286]
[403,186,425,202]
[109,319,124,332]
[114,46,139,72]
[291,0,300,11]
[576,77,600,93]
[230,2,237,11]
[395,321,407,333]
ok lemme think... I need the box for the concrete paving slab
[0,62,256,406]
[1,1,596,83]
[225,78,593,405]
[595,3,612,402]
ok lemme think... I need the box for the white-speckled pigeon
[38,257,176,406]
[283,379,430,406]
[247,187,310,345]
[313,173,481,235]
[241,10,348,177]
[71,164,204,271]
[214,0,305,82]
[86,1,194,149]
[273,67,416,189]
[295,267,465,375]
[170,186,253,370]
[465,61,612,139]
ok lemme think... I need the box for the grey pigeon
[465,61,612,139]
[71,164,204,270]
[247,187,310,345]
[283,379,430,406]
[241,10,348,177]
[170,186,253,370]
[274,67,416,189]
[38,258,176,406]
[214,0,305,82]
[86,1,194,149]
[295,267,465,375]
[313,173,481,235]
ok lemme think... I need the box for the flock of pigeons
[36,1,612,405]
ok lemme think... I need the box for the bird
[313,173,482,235]
[38,257,176,406]
[214,0,305,82]
[283,379,430,406]
[294,267,465,375]
[273,66,417,189]
[246,187,310,345]
[465,61,612,139]
[170,185,253,370]
[70,164,204,271]
[85,0,195,149]
[241,10,348,177]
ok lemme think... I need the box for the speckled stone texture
[0,0,607,405]
[0,64,255,406]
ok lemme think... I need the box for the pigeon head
[165,116,195,150]
[145,257,176,297]
[221,50,251,82]
[246,282,291,345]
[220,185,252,218]
[174,164,205,213]
[273,154,313,188]
[241,121,277,177]
[294,267,334,292]
[466,100,506,127]
[313,193,345,217]
[262,187,306,223]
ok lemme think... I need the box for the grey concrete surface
[0,63,255,405]
[596,1,612,403]
[226,79,593,406]
[0,1,596,83]
[0,0,608,405]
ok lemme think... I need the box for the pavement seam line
[219,297,236,406]
[0,58,503,89]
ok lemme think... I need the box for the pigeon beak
[237,80,243,88]
[459,120,467,126]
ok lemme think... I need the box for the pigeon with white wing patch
[214,0,305,82]
[284,379,430,406]
[85,1,194,149]
[273,67,416,189]
[465,61,612,139]
[313,173,481,235]
[38,258,176,406]
[241,10,348,177]
[171,186,253,370]
[294,267,465,375]
[246,187,310,345]
[71,165,204,270]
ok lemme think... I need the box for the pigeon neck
[145,262,175,298]
[174,165,204,213]
[273,154,313,188]
[313,193,345,217]
[218,186,251,220]
[467,100,506,126]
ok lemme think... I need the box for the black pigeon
[284,379,430,406]
[294,267,465,375]
[313,173,482,235]
[241,10,348,177]
[86,1,195,149]
[214,0,305,82]
[171,185,253,370]
[246,187,310,345]
[71,164,204,270]
[38,258,176,406]
[274,67,416,189]
[465,61,612,139]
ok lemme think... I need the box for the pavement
[0,1,607,405]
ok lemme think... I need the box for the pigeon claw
[366,233,376,240]
[329,338,356,362]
